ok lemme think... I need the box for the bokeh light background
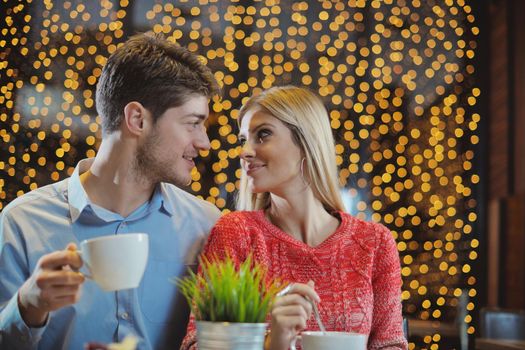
[0,1,481,348]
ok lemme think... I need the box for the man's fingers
[38,249,83,270]
[65,243,83,269]
[54,293,81,304]
[35,270,85,289]
[39,283,81,300]
[65,243,78,251]
[43,295,80,311]
[49,284,82,298]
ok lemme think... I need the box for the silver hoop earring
[300,157,311,187]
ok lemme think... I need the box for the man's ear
[123,101,147,136]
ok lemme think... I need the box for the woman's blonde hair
[236,85,345,212]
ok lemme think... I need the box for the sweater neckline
[254,209,350,250]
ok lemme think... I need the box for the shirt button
[121,312,129,320]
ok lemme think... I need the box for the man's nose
[195,129,211,151]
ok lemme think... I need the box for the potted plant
[176,254,281,349]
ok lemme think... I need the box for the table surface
[476,338,525,350]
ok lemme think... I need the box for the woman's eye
[257,129,271,142]
[238,137,246,146]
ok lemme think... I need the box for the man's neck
[79,139,156,217]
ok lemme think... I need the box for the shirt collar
[158,183,175,216]
[67,158,94,222]
[67,158,175,222]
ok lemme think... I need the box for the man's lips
[183,155,196,167]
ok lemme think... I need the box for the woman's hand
[267,281,320,350]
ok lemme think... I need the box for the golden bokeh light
[1,1,480,348]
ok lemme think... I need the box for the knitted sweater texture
[181,210,408,350]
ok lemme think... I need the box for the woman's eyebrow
[238,122,274,138]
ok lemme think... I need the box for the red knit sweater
[181,210,408,350]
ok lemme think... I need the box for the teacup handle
[75,250,92,279]
[290,335,302,350]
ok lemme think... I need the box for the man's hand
[18,243,85,327]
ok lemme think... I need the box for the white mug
[291,331,368,350]
[78,233,149,291]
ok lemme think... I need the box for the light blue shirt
[0,159,221,350]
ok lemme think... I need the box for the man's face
[136,94,211,186]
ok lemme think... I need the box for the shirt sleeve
[0,212,48,349]
[180,213,251,350]
[368,224,408,350]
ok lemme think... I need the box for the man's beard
[134,129,189,187]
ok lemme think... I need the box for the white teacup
[291,331,367,350]
[78,233,149,291]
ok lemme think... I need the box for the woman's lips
[246,164,264,176]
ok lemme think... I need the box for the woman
[181,86,407,349]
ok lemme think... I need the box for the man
[0,32,221,349]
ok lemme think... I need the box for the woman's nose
[239,141,254,160]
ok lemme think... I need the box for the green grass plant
[176,254,281,323]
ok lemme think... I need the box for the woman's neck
[266,190,340,247]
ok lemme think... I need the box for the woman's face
[238,109,304,195]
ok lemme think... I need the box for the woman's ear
[123,101,147,136]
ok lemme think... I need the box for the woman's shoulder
[211,210,267,236]
[215,210,262,226]
[339,212,393,252]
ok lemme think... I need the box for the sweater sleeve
[368,224,408,350]
[180,213,251,350]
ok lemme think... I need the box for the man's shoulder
[1,179,68,217]
[160,183,221,220]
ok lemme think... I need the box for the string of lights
[0,1,480,348]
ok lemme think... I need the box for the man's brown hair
[96,32,220,134]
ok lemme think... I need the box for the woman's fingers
[272,304,309,320]
[286,282,320,303]
[273,294,313,316]
[269,280,321,349]
[273,314,308,332]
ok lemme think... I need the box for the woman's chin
[249,183,266,194]
[249,178,278,194]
